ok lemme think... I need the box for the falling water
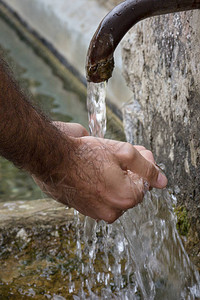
[68,83,200,299]
[87,81,107,137]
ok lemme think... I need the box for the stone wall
[121,10,200,267]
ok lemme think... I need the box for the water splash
[119,189,200,300]
[71,190,200,299]
[69,83,200,299]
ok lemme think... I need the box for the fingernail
[157,172,168,188]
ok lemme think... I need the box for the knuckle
[118,143,136,161]
[142,150,155,162]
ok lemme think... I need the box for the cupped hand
[34,122,167,223]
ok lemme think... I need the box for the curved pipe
[86,0,200,83]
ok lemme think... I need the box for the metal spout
[86,0,200,83]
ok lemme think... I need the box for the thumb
[117,144,167,189]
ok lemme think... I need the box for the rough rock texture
[0,199,87,298]
[122,10,200,267]
[0,198,76,226]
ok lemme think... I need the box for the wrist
[25,120,75,182]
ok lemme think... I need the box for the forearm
[0,57,71,181]
[0,57,167,223]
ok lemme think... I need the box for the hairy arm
[0,57,71,181]
[0,56,167,223]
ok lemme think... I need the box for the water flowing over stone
[68,83,200,299]
[71,189,200,299]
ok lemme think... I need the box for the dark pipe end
[86,0,200,83]
[86,56,114,83]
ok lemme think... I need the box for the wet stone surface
[0,200,129,299]
[122,10,200,269]
[0,199,76,299]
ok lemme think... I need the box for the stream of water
[87,82,107,137]
[71,82,200,299]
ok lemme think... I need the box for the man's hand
[0,57,167,223]
[34,122,167,223]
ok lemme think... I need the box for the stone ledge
[0,198,77,227]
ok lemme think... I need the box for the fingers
[117,143,167,189]
[134,145,155,164]
[93,178,145,223]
